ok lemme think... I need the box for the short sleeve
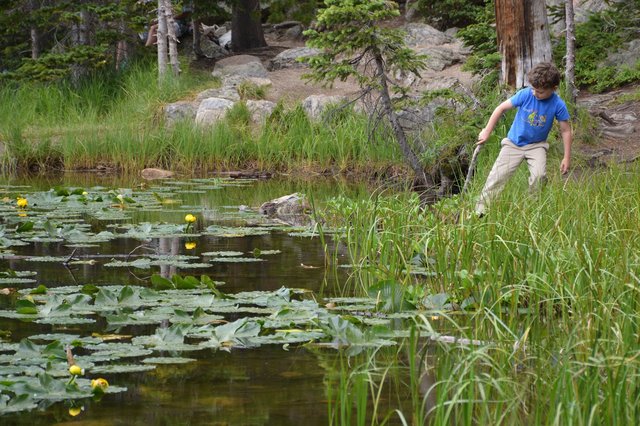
[509,89,528,107]
[556,100,570,121]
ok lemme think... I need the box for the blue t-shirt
[507,88,570,146]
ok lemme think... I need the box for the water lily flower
[68,407,83,417]
[82,191,88,196]
[16,197,27,208]
[69,365,84,376]
[91,378,109,392]
[185,241,197,250]
[116,194,124,202]
[18,212,27,217]
[185,214,197,223]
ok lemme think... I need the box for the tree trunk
[374,53,429,189]
[565,0,578,109]
[28,0,41,59]
[71,8,92,86]
[163,0,181,76]
[231,0,267,51]
[157,0,169,80]
[495,0,552,88]
[115,19,129,71]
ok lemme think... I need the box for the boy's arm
[478,100,514,144]
[559,120,572,174]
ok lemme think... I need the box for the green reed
[322,163,640,424]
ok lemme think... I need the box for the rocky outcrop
[164,101,198,126]
[141,168,174,180]
[302,95,349,120]
[246,100,277,125]
[259,193,311,226]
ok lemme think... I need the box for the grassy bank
[320,162,640,424]
[0,60,402,175]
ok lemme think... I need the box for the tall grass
[0,60,402,174]
[321,163,640,424]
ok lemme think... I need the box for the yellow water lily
[185,241,197,250]
[116,194,124,201]
[69,365,84,375]
[91,377,109,392]
[18,212,27,217]
[16,197,27,208]
[82,191,88,196]
[185,214,197,223]
[68,407,83,417]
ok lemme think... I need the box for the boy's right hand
[477,128,491,145]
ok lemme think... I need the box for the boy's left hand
[560,158,570,174]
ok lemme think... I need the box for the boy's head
[527,62,561,90]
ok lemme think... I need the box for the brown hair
[527,62,561,89]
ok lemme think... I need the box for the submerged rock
[259,193,311,225]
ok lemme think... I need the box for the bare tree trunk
[29,0,41,59]
[115,19,129,70]
[71,8,92,86]
[157,0,169,80]
[374,53,429,189]
[565,0,578,109]
[163,0,181,76]
[495,0,552,88]
[231,0,267,51]
[192,17,202,58]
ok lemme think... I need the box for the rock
[164,101,198,126]
[403,23,453,47]
[222,76,272,91]
[259,193,310,217]
[604,39,640,68]
[196,86,240,102]
[212,54,268,79]
[268,47,321,70]
[195,97,235,126]
[302,95,349,120]
[284,25,304,40]
[246,100,277,124]
[200,37,229,60]
[141,168,174,180]
[218,30,232,49]
[414,45,469,71]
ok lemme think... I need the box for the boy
[475,62,573,215]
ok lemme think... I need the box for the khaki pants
[475,138,549,215]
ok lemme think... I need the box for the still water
[0,173,378,425]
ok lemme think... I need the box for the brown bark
[495,0,552,88]
[231,0,267,51]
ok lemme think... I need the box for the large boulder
[414,45,470,71]
[195,97,235,126]
[268,47,322,70]
[141,168,174,180]
[212,55,268,79]
[195,86,240,102]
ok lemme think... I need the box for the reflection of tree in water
[157,236,180,279]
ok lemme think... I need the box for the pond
[1,174,415,425]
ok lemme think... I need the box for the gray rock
[195,97,235,126]
[404,23,452,47]
[604,39,640,68]
[212,55,268,79]
[246,100,277,124]
[218,30,232,49]
[200,37,229,60]
[196,86,240,102]
[414,45,469,71]
[164,101,198,126]
[302,95,348,120]
[269,47,321,70]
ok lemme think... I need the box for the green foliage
[303,0,426,88]
[555,0,640,92]
[456,1,499,89]
[237,80,267,100]
[416,0,486,30]
[268,0,318,24]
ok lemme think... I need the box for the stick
[461,144,483,194]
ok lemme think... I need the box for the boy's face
[531,86,557,100]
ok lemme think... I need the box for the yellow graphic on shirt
[527,111,547,127]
